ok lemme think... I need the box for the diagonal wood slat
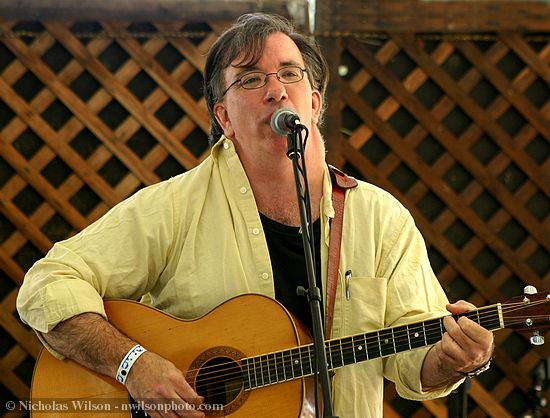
[499,33,550,86]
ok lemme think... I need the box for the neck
[242,143,325,227]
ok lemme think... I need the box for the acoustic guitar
[29,289,549,417]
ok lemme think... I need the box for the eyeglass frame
[220,65,308,98]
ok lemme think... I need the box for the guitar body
[31,294,316,417]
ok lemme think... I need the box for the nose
[264,75,288,103]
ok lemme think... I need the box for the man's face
[213,32,322,163]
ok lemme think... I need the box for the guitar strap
[325,165,358,339]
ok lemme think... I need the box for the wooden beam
[316,0,550,33]
[0,0,308,26]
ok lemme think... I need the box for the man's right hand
[125,350,205,418]
[41,313,206,418]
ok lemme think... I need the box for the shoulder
[348,179,408,217]
[131,156,215,201]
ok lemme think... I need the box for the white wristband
[116,344,147,384]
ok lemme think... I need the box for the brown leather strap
[325,165,357,339]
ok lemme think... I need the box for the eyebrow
[230,60,303,79]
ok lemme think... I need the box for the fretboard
[241,303,503,390]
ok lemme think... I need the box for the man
[17,13,493,418]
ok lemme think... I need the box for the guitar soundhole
[195,356,244,406]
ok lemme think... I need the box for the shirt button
[240,186,247,194]
[261,272,269,280]
[252,227,260,235]
[223,142,229,149]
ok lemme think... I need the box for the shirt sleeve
[380,206,464,399]
[16,179,178,355]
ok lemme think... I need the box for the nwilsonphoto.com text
[5,398,224,413]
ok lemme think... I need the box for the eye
[240,73,264,88]
[280,67,301,81]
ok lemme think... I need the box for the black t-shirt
[259,213,322,333]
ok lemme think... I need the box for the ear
[213,102,235,138]
[311,89,322,124]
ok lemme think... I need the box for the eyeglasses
[221,65,307,98]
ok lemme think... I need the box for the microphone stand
[285,123,338,418]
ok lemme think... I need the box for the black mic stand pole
[286,124,337,418]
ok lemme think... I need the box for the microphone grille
[271,108,296,136]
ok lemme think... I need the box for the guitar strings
[187,299,548,378]
[174,299,549,398]
[183,300,550,396]
[180,299,549,392]
[182,303,550,401]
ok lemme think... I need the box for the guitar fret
[365,332,377,359]
[406,324,412,350]
[423,322,428,346]
[299,347,304,376]
[327,340,338,368]
[264,354,270,385]
[252,357,258,388]
[341,337,354,366]
[276,351,285,382]
[300,346,305,377]
[261,354,269,386]
[269,353,276,384]
[325,342,334,369]
[288,350,294,379]
[306,345,313,375]
[243,358,251,390]
[409,323,425,349]
[379,329,395,356]
[486,305,503,330]
[426,319,442,345]
[392,325,407,353]
[269,353,274,384]
[332,339,342,368]
[256,356,262,388]
[354,334,367,362]
[467,305,502,331]
[286,350,292,379]
[275,353,280,383]
[291,348,301,378]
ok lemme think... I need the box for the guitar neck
[242,304,503,390]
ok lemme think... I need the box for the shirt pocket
[342,276,387,335]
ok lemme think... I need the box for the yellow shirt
[17,136,460,417]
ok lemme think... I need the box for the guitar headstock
[502,286,550,345]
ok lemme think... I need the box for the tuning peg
[530,331,545,346]
[524,285,538,295]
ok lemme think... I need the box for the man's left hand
[421,300,494,388]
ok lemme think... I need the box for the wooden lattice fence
[319,31,550,417]
[0,13,548,418]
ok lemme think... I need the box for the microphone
[271,108,300,136]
